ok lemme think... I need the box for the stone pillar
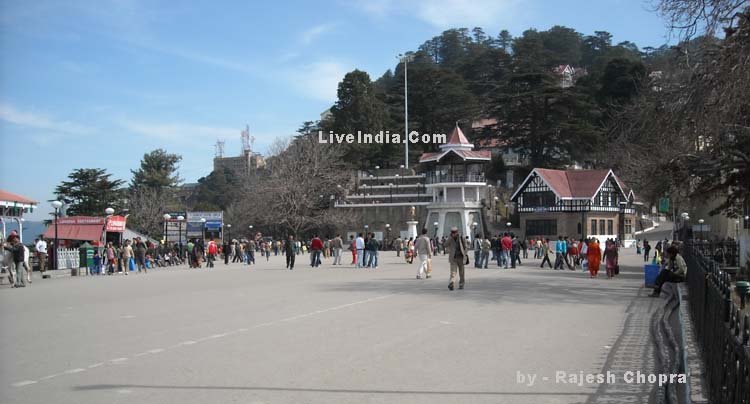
[407,221,419,240]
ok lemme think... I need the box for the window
[526,219,557,236]
[591,219,597,235]
[624,219,632,235]
[600,219,606,235]
[523,191,556,208]
[607,220,613,235]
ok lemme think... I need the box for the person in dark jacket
[4,235,26,287]
[134,238,148,273]
[285,235,296,270]
[366,233,380,268]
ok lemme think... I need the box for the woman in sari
[587,238,602,278]
[603,240,619,279]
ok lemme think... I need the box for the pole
[404,56,409,169]
[53,209,59,270]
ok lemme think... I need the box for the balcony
[425,171,486,184]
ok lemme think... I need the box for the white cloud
[300,23,336,44]
[352,0,522,28]
[285,61,349,102]
[0,103,95,135]
[118,118,239,141]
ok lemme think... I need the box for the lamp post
[163,213,171,245]
[51,200,63,271]
[103,207,114,247]
[494,196,499,223]
[248,225,253,238]
[226,223,232,242]
[200,218,207,241]
[177,215,185,258]
[434,221,439,238]
[364,224,369,237]
[506,221,512,234]
[698,219,705,240]
[398,54,414,168]
[389,183,394,203]
[471,221,478,241]
[504,203,509,220]
[385,224,390,249]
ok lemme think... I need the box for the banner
[56,217,105,225]
[105,215,127,232]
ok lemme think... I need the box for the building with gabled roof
[510,168,637,242]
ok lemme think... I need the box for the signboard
[56,216,105,225]
[658,197,670,213]
[165,211,187,222]
[186,222,204,237]
[105,215,127,232]
[187,211,223,233]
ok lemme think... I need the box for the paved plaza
[1,249,660,404]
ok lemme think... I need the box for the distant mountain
[2,220,47,244]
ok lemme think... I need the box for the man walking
[331,234,343,265]
[394,237,403,257]
[444,227,469,290]
[35,237,47,275]
[4,235,26,287]
[554,236,566,270]
[414,228,432,279]
[355,233,365,268]
[206,238,217,268]
[540,238,553,268]
[310,235,323,268]
[511,234,521,268]
[285,235,296,270]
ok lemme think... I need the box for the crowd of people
[4,225,694,296]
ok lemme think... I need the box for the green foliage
[193,167,241,211]
[54,168,124,216]
[130,149,182,191]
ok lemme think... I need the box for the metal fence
[684,242,750,404]
[689,240,740,269]
[56,248,79,269]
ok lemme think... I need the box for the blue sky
[1,0,672,220]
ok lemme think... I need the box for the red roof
[445,125,471,145]
[0,189,38,205]
[513,168,628,200]
[42,216,107,241]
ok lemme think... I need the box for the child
[92,250,102,275]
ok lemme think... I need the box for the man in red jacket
[310,235,324,268]
[501,233,512,269]
[207,239,218,268]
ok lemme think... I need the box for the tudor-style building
[510,168,636,242]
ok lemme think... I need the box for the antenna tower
[215,139,225,158]
[241,124,251,154]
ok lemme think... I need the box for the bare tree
[656,0,749,39]
[126,187,175,238]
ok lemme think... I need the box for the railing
[684,241,750,404]
[424,172,486,184]
[689,240,740,270]
[56,248,79,269]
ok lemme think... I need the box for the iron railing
[424,172,486,184]
[683,242,750,404]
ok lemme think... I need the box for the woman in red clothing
[587,238,602,278]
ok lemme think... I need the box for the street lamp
[200,218,207,241]
[51,200,63,271]
[177,215,185,257]
[698,219,705,240]
[226,223,232,242]
[364,224,369,236]
[389,183,394,203]
[494,196,499,222]
[433,221,439,238]
[163,213,171,245]
[398,53,414,169]
[385,223,390,249]
[506,221,512,234]
[472,221,478,241]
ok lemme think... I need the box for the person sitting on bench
[650,245,687,297]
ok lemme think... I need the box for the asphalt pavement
[1,248,660,404]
